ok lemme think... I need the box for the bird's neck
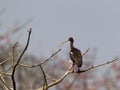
[70,41,74,49]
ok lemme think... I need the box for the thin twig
[11,28,32,90]
[0,77,12,90]
[47,67,72,88]
[0,66,13,78]
[82,48,89,56]
[0,57,11,65]
[0,55,17,65]
[46,74,57,82]
[39,65,48,90]
[12,42,18,67]
[0,72,11,76]
[19,49,61,68]
[80,58,119,73]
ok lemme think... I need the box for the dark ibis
[61,37,82,73]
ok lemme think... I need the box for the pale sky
[0,0,120,63]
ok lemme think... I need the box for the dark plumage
[68,37,82,72]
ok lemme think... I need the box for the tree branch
[11,28,32,90]
[12,42,18,67]
[0,77,12,90]
[19,49,61,68]
[39,65,48,90]
[0,66,12,78]
[0,54,17,65]
[80,57,119,73]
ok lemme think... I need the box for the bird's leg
[76,67,81,73]
[71,63,75,73]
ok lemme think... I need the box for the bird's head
[59,37,74,47]
[68,37,74,43]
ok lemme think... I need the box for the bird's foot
[76,70,81,73]
[75,68,82,73]
[75,69,85,73]
[70,66,75,73]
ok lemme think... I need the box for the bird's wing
[73,48,82,67]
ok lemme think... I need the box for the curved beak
[59,40,68,47]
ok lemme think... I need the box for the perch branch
[80,57,119,73]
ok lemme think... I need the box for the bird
[59,37,83,73]
[68,37,82,73]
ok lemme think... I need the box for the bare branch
[0,57,12,65]
[0,54,17,66]
[82,48,89,56]
[19,49,61,68]
[11,28,32,90]
[80,57,119,73]
[39,65,48,90]
[35,67,72,90]
[0,77,12,90]
[0,66,12,78]
[12,42,18,67]
[0,72,11,76]
[48,67,72,88]
[46,74,57,82]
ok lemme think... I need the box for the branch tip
[28,28,32,33]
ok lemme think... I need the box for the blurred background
[0,0,120,90]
